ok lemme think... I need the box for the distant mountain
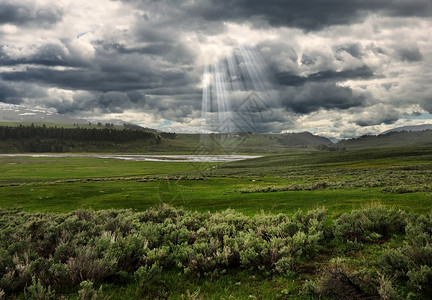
[382,124,432,134]
[337,129,432,150]
[277,132,333,147]
[0,102,159,132]
[0,102,89,125]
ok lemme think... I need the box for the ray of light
[201,45,275,134]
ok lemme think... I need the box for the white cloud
[0,0,431,136]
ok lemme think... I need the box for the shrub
[135,263,163,285]
[380,213,432,298]
[334,205,407,243]
[25,276,55,300]
[78,280,108,300]
[134,263,165,298]
[2,205,425,298]
[377,274,402,300]
[67,246,115,285]
[317,267,378,299]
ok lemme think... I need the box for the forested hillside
[0,124,158,153]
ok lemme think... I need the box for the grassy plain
[1,147,431,215]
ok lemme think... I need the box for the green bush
[0,205,330,296]
[334,205,407,243]
[2,205,431,298]
[25,276,55,300]
[77,280,107,300]
[380,213,432,298]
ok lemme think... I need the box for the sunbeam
[201,45,275,134]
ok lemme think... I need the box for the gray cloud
[0,0,431,136]
[352,106,400,127]
[0,44,73,67]
[282,82,366,114]
[0,80,49,106]
[1,66,198,94]
[100,42,196,65]
[0,1,63,26]
[421,98,432,114]
[300,54,316,66]
[53,91,148,115]
[2,68,149,92]
[120,0,432,31]
[1,35,199,94]
[127,90,146,104]
[397,46,423,62]
[0,82,21,104]
[333,43,364,59]
[275,66,375,86]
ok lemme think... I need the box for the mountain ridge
[337,129,432,150]
[381,124,432,134]
[0,102,89,125]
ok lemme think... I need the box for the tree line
[0,124,157,152]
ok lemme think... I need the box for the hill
[0,124,159,153]
[337,129,432,150]
[277,131,333,147]
[153,132,333,154]
[381,124,432,134]
[0,123,334,154]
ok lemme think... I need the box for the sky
[0,0,432,138]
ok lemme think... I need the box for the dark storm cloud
[1,36,198,94]
[1,66,196,93]
[421,98,432,114]
[1,0,431,135]
[352,106,400,127]
[397,47,423,62]
[281,82,366,114]
[300,54,316,66]
[355,116,398,127]
[0,44,73,67]
[0,82,21,104]
[103,43,195,65]
[366,44,385,55]
[121,0,432,31]
[127,90,146,104]
[54,90,149,115]
[0,80,48,105]
[0,34,201,120]
[275,66,375,86]
[333,43,364,59]
[148,97,199,116]
[0,1,63,26]
[2,68,140,92]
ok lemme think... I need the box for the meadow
[1,146,432,298]
[1,147,431,215]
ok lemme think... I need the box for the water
[0,154,261,162]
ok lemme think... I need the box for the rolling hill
[337,129,432,150]
[381,124,432,134]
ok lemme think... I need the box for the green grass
[2,178,431,215]
[102,270,297,299]
[1,147,432,216]
[0,156,213,181]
